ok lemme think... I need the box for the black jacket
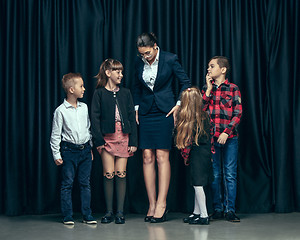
[133,50,191,115]
[91,87,137,147]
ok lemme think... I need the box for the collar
[63,99,82,108]
[213,78,230,87]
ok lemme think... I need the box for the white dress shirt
[50,99,92,161]
[142,48,160,91]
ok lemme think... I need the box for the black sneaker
[83,215,97,224]
[63,216,75,225]
[183,214,200,223]
[209,210,224,220]
[225,211,240,222]
[189,217,209,225]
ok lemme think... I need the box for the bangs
[111,61,123,71]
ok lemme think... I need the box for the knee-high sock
[103,176,114,212]
[193,193,200,215]
[115,175,126,214]
[193,186,208,218]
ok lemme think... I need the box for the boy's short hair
[62,73,82,94]
[210,56,231,76]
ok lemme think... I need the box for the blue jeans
[60,142,92,217]
[211,137,238,213]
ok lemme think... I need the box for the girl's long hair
[176,87,208,149]
[95,59,123,88]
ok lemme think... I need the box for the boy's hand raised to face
[206,74,213,95]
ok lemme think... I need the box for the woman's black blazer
[133,50,191,115]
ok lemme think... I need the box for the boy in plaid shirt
[201,56,242,222]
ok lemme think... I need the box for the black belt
[61,141,90,150]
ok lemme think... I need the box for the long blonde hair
[176,87,208,149]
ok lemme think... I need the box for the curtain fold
[0,0,299,215]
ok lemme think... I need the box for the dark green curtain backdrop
[1,0,299,216]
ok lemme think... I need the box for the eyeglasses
[137,47,157,58]
[137,51,152,58]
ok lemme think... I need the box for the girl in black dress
[176,87,214,225]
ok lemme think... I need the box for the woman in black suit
[133,33,191,223]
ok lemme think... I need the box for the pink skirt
[103,122,132,158]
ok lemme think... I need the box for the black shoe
[209,210,224,220]
[115,211,125,224]
[101,211,114,224]
[183,214,200,223]
[225,211,240,222]
[150,209,168,223]
[189,217,210,225]
[63,216,75,225]
[83,215,97,224]
[144,216,153,222]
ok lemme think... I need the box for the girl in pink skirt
[91,59,138,224]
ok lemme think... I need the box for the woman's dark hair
[136,32,158,48]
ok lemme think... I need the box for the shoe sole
[63,221,75,225]
[101,220,113,224]
[83,220,97,224]
[189,222,210,225]
[228,219,240,222]
[115,221,125,224]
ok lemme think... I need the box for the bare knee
[156,150,170,166]
[143,150,155,165]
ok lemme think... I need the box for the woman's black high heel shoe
[144,216,153,222]
[115,211,125,224]
[150,209,168,223]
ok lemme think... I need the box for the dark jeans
[60,141,92,217]
[211,137,238,213]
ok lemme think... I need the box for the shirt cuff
[53,153,62,161]
[223,128,231,136]
[135,105,139,111]
[202,93,211,101]
[176,100,181,106]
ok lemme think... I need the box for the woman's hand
[135,110,139,125]
[166,105,180,125]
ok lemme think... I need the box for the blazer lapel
[153,51,165,91]
[137,59,151,90]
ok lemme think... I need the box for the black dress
[188,115,214,186]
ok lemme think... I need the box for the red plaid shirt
[201,79,242,138]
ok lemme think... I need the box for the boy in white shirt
[50,73,96,225]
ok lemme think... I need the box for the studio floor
[0,212,299,240]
